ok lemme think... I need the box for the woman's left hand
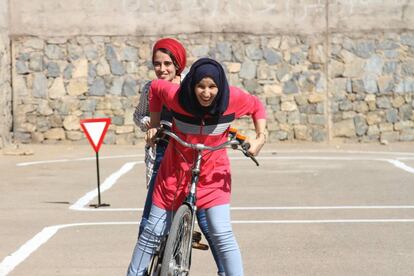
[145,128,158,147]
[247,134,266,156]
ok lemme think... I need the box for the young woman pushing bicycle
[135,57,266,275]
[128,39,225,275]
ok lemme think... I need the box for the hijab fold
[178,58,229,118]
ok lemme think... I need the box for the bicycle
[146,126,259,276]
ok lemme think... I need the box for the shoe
[192,230,209,250]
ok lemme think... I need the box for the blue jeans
[136,144,225,274]
[127,204,242,276]
[196,210,225,275]
[138,144,166,236]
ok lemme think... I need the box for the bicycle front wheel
[160,204,193,276]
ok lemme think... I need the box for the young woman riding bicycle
[134,57,266,275]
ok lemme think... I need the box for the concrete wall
[0,0,11,149]
[5,0,414,145]
[9,0,414,36]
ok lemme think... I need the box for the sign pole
[80,118,111,208]
[89,151,110,208]
[96,151,101,205]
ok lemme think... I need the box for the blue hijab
[178,58,230,118]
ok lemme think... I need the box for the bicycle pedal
[192,241,209,251]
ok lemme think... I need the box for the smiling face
[153,50,177,81]
[194,77,219,107]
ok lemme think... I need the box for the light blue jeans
[127,204,243,276]
[138,143,224,274]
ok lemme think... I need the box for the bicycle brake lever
[241,143,259,166]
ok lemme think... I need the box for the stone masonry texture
[10,33,414,145]
[2,1,414,146]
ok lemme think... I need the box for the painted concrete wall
[9,0,414,37]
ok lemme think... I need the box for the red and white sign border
[80,118,111,152]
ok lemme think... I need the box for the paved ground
[1,142,414,276]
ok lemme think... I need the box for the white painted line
[76,205,414,212]
[260,149,414,156]
[3,217,414,275]
[255,170,318,174]
[387,159,414,173]
[231,205,414,210]
[232,156,384,161]
[231,156,414,174]
[0,221,138,276]
[69,161,142,211]
[16,154,144,167]
[16,156,413,213]
[16,150,414,167]
[232,219,414,224]
[0,225,59,276]
[79,207,144,212]
[16,159,71,167]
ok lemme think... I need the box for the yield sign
[80,118,111,152]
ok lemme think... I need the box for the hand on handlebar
[246,136,265,156]
[145,127,159,147]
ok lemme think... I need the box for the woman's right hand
[145,128,159,147]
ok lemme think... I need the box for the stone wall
[5,0,414,145]
[330,33,414,142]
[11,32,414,144]
[0,0,12,149]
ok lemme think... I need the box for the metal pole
[89,150,110,208]
[96,151,101,205]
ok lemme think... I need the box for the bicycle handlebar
[155,128,259,166]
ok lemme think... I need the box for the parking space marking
[233,156,414,174]
[16,154,144,167]
[15,149,414,167]
[78,205,414,212]
[69,161,142,211]
[4,151,414,275]
[0,221,137,276]
[232,219,414,224]
[3,217,414,275]
[66,157,414,211]
[387,159,414,173]
[231,205,414,210]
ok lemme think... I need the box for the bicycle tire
[160,204,193,276]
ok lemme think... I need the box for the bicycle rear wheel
[160,204,193,276]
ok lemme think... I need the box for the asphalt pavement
[1,142,414,276]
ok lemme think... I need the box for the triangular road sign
[80,118,111,152]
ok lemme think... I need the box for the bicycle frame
[153,127,258,275]
[182,146,206,264]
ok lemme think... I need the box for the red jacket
[149,79,266,210]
